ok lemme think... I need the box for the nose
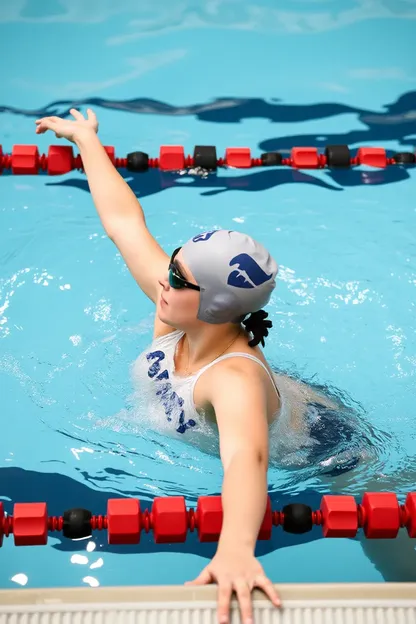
[159,277,169,290]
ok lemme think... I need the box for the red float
[152,496,188,544]
[196,496,223,542]
[404,493,416,538]
[356,147,387,168]
[225,147,252,168]
[47,145,74,175]
[13,502,48,546]
[159,146,185,171]
[321,495,358,538]
[291,147,320,169]
[258,497,273,540]
[361,493,400,539]
[11,145,39,175]
[104,145,115,165]
[0,502,4,547]
[107,498,141,545]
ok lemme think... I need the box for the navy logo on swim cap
[192,230,218,243]
[227,254,273,289]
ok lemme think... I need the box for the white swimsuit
[131,330,294,444]
[132,330,365,470]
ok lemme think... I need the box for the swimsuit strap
[193,352,281,400]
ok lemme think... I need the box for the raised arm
[186,365,281,623]
[36,108,169,304]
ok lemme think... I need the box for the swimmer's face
[157,249,201,328]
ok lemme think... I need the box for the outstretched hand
[35,108,98,143]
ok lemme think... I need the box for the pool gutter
[1,583,415,622]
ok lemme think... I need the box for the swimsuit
[132,330,364,473]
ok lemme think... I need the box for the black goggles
[168,248,201,291]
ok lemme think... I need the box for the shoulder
[203,354,270,403]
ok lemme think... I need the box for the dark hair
[241,309,272,348]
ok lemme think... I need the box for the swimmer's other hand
[185,546,281,624]
[35,108,98,143]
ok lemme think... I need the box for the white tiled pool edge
[0,584,415,622]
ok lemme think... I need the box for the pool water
[1,0,416,589]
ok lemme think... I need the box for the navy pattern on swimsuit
[146,348,196,434]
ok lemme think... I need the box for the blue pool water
[1,0,416,589]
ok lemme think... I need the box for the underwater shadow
[8,164,408,201]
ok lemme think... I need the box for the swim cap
[181,230,278,324]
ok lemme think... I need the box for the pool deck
[1,583,415,623]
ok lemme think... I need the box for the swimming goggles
[168,247,201,291]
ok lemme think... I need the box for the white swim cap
[181,229,278,324]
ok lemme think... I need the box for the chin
[157,309,175,327]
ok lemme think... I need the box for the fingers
[35,116,59,128]
[184,567,212,586]
[253,574,281,608]
[70,108,84,121]
[234,580,253,624]
[35,116,60,125]
[86,108,97,123]
[34,118,59,135]
[186,573,281,624]
[217,582,232,624]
